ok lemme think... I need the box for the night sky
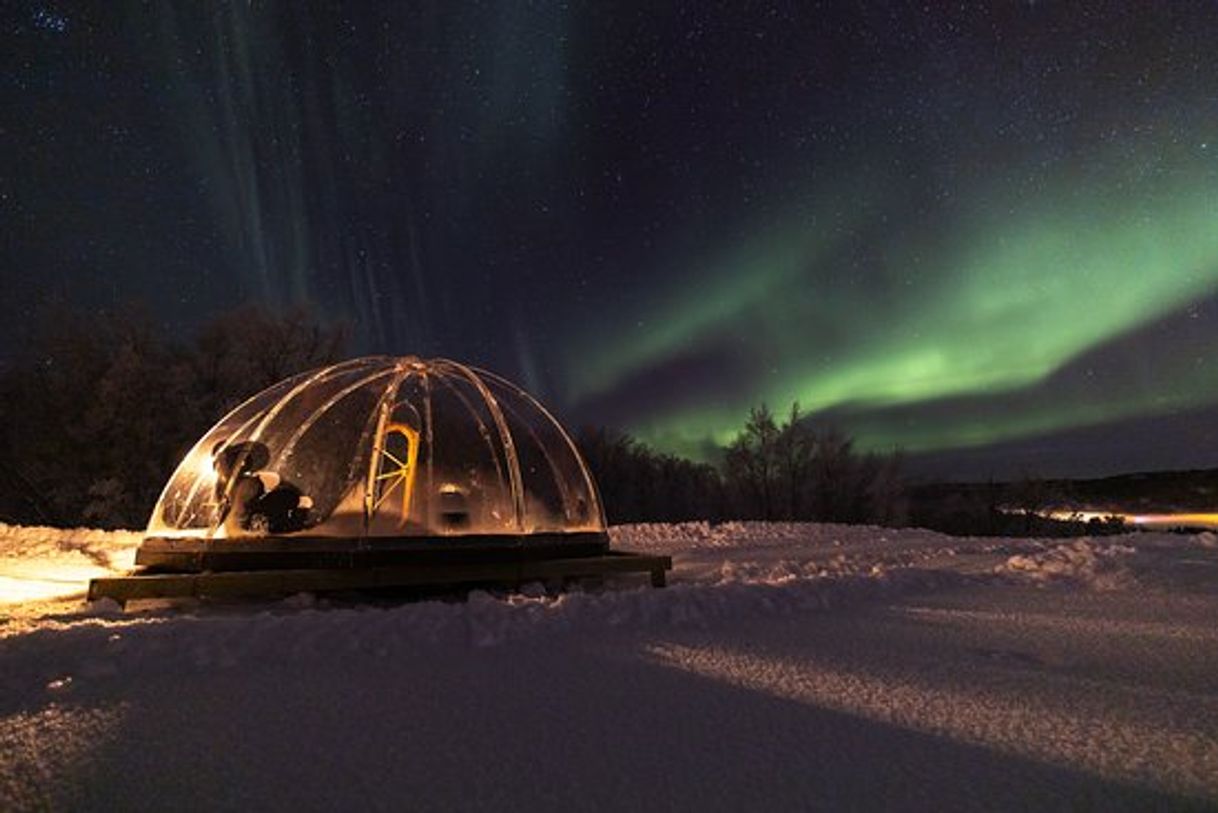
[5,2,1218,479]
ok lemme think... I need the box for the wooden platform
[87,550,672,607]
[134,532,610,573]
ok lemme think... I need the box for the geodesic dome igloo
[139,357,606,569]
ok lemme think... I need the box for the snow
[2,521,1218,810]
[998,538,1139,590]
[0,524,140,606]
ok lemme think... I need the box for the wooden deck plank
[88,551,672,606]
[134,532,611,572]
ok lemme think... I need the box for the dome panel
[153,368,315,533]
[274,376,384,528]
[483,371,600,531]
[421,372,516,534]
[147,357,606,546]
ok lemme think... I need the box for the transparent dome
[148,357,605,543]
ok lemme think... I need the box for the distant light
[46,676,73,692]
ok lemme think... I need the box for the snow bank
[997,538,1138,590]
[2,520,1208,613]
[1,560,970,693]
[0,523,141,570]
[611,520,952,552]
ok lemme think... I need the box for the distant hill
[906,468,1218,537]
[1047,468,1218,513]
[912,468,1218,514]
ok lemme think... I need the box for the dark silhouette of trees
[190,304,348,421]
[576,427,724,524]
[724,404,781,520]
[721,403,907,524]
[778,403,813,520]
[0,303,347,528]
[578,404,908,527]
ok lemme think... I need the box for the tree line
[576,404,907,527]
[0,304,346,528]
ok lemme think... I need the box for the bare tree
[777,403,814,519]
[725,404,781,519]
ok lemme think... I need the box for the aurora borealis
[6,2,1218,477]
[575,147,1218,457]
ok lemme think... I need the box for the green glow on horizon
[568,146,1218,458]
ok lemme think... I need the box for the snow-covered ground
[2,521,1217,811]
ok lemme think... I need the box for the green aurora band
[566,146,1218,458]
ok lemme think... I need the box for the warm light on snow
[0,561,110,604]
[0,524,140,605]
